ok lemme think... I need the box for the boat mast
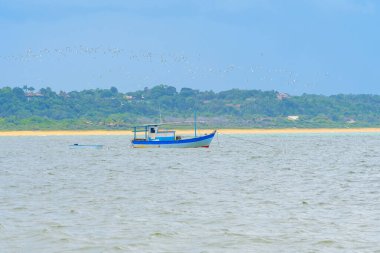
[194,111,197,137]
[159,105,162,124]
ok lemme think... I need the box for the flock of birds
[0,46,124,62]
[0,45,330,91]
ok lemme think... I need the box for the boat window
[150,128,156,133]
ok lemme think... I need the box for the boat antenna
[159,105,162,124]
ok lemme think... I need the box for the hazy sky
[0,0,379,94]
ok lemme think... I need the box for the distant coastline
[1,128,380,136]
[2,85,380,130]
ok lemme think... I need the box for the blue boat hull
[132,131,216,148]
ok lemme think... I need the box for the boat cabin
[132,124,176,141]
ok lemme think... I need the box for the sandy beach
[1,128,380,136]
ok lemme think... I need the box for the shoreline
[1,128,380,136]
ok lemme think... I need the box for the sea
[0,133,379,253]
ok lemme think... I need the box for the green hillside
[1,85,380,130]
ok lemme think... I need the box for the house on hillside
[287,115,299,121]
[25,92,43,97]
[25,92,44,101]
[225,103,241,109]
[277,92,290,100]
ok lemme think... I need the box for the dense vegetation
[1,85,380,130]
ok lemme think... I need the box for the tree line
[0,84,380,129]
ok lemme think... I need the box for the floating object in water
[69,144,103,149]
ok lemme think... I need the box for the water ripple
[0,134,379,252]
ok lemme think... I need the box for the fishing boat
[131,113,216,148]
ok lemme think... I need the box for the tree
[148,85,177,98]
[110,86,118,94]
[180,87,198,97]
[12,87,25,99]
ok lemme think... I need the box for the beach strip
[1,128,380,136]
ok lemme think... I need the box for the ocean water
[0,133,379,253]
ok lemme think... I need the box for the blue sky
[0,0,379,94]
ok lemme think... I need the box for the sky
[0,0,379,95]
